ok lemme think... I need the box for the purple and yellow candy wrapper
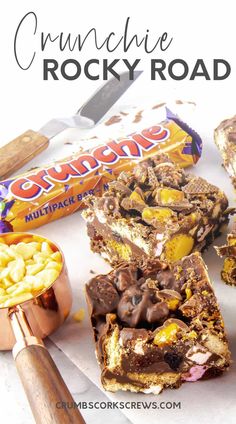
[0,109,202,233]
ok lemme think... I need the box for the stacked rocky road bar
[86,253,230,394]
[83,154,230,264]
[215,115,236,187]
[83,153,232,394]
[215,115,236,285]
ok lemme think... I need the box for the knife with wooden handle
[0,131,49,180]
[0,71,142,180]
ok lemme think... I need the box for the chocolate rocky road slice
[85,252,231,394]
[214,115,236,188]
[82,153,232,265]
[215,223,236,285]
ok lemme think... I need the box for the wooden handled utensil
[0,71,142,180]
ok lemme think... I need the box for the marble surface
[0,339,130,424]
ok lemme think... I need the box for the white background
[1,1,236,423]
[1,0,236,140]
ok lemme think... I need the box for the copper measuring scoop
[0,232,85,424]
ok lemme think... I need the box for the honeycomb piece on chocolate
[215,115,236,188]
[215,225,236,285]
[85,253,230,394]
[82,154,231,266]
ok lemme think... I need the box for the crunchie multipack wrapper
[0,109,202,233]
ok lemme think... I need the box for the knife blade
[0,71,142,180]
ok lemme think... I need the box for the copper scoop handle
[9,308,85,424]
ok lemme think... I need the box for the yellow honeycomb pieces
[153,323,179,347]
[73,308,85,322]
[185,288,192,300]
[129,191,145,204]
[166,298,180,311]
[107,239,132,261]
[159,188,185,204]
[142,207,173,224]
[164,234,194,262]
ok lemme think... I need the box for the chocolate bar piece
[83,154,230,265]
[216,224,236,285]
[214,115,236,187]
[85,253,230,394]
